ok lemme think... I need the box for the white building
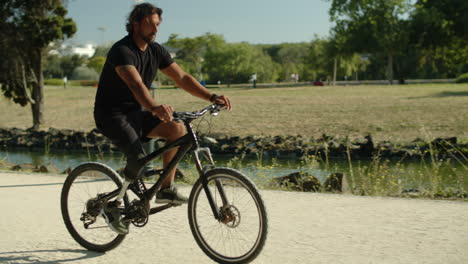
[48,43,96,57]
[70,44,96,57]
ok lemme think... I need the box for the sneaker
[156,186,188,204]
[101,206,129,235]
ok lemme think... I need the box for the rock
[359,135,374,157]
[274,172,321,192]
[34,165,49,173]
[174,168,185,181]
[33,163,60,174]
[11,164,22,171]
[431,137,457,152]
[302,177,321,192]
[48,127,61,137]
[401,188,421,198]
[323,173,348,193]
[62,167,73,174]
[274,136,284,145]
[275,172,303,186]
[14,163,36,171]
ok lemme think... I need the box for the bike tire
[188,168,268,264]
[61,162,129,252]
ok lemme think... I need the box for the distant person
[63,76,67,89]
[252,73,257,88]
[93,3,231,234]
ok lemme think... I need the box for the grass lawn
[1,83,467,142]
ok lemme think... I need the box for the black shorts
[94,109,161,155]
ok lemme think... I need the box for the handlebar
[172,104,223,123]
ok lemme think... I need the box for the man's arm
[161,63,232,110]
[115,65,174,122]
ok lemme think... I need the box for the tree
[0,0,76,129]
[43,54,64,79]
[61,54,86,78]
[204,42,278,85]
[410,0,468,48]
[87,56,106,75]
[303,38,334,82]
[267,43,309,82]
[409,0,468,77]
[93,43,112,58]
[165,33,225,80]
[328,0,412,84]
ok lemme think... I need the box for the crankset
[125,199,150,227]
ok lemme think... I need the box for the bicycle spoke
[61,163,128,252]
[189,170,267,263]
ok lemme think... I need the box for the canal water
[0,148,329,180]
[1,148,466,195]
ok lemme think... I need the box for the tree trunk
[31,49,44,130]
[387,53,394,85]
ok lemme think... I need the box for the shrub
[455,73,468,83]
[71,65,99,80]
[44,78,66,86]
[79,80,99,87]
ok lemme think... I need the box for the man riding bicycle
[93,3,231,233]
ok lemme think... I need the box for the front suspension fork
[194,148,229,221]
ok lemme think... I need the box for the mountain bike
[60,104,268,264]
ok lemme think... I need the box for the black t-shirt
[94,35,173,114]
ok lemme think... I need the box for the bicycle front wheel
[61,162,129,252]
[188,168,268,264]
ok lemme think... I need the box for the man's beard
[139,31,155,44]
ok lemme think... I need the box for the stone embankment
[0,127,466,160]
[0,128,468,159]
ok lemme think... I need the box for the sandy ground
[0,171,467,264]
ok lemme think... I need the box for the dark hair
[126,3,162,33]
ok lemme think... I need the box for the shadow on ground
[408,90,468,99]
[0,249,103,264]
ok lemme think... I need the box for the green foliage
[0,0,76,129]
[44,78,66,86]
[92,44,112,58]
[411,0,468,48]
[455,73,468,83]
[326,0,468,82]
[71,66,99,80]
[259,42,309,81]
[87,56,106,75]
[43,54,64,79]
[203,42,278,84]
[328,0,412,83]
[165,33,225,80]
[43,54,85,79]
[78,80,99,87]
[303,38,333,81]
[60,54,86,78]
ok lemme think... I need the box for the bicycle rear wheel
[188,168,268,264]
[61,162,129,252]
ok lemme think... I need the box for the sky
[66,0,333,46]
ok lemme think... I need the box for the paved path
[0,171,467,264]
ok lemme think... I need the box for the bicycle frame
[103,106,228,221]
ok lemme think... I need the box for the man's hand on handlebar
[151,104,174,123]
[210,94,232,110]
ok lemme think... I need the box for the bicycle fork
[194,148,229,221]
